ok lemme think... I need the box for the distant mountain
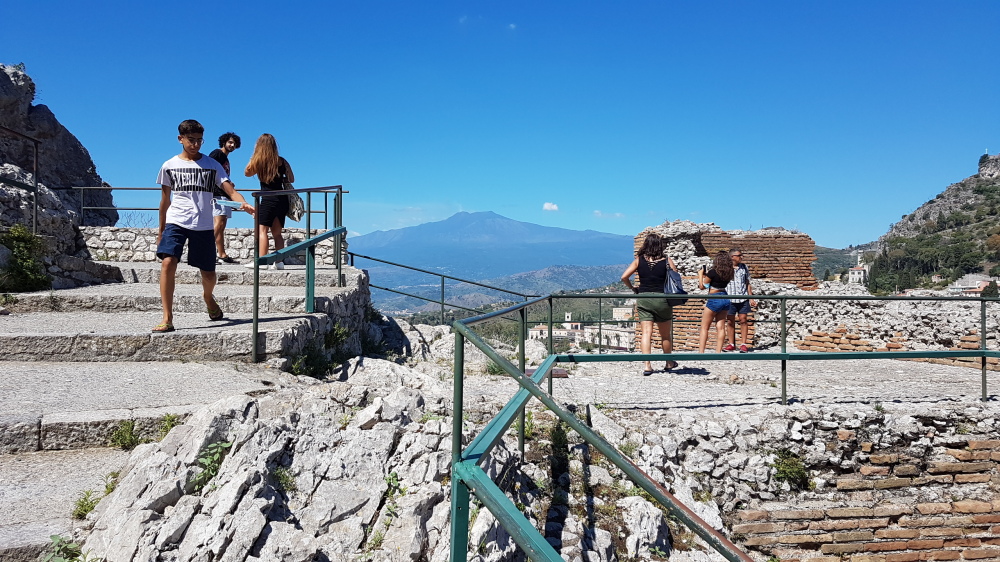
[372,263,630,313]
[349,211,635,290]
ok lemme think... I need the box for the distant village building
[948,274,995,295]
[612,307,634,321]
[847,253,869,285]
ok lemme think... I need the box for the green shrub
[0,223,51,292]
[108,420,141,450]
[71,490,99,519]
[191,441,232,493]
[158,414,181,440]
[770,449,812,491]
[291,344,330,379]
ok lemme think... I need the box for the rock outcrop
[0,63,116,226]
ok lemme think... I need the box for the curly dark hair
[711,250,734,283]
[218,132,241,149]
[637,233,667,261]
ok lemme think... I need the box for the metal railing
[247,185,346,362]
[0,125,40,233]
[347,252,540,323]
[448,292,1000,561]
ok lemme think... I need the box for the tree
[983,281,999,298]
[823,268,831,281]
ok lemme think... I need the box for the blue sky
[5,1,999,248]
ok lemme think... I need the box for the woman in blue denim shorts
[698,250,734,353]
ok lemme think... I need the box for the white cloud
[543,202,559,211]
[593,210,624,219]
[509,23,517,30]
[459,15,468,24]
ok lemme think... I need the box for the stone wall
[630,221,817,351]
[80,226,345,265]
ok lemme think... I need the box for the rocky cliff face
[0,63,116,226]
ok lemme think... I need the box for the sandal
[152,322,175,333]
[219,256,237,264]
[207,303,224,321]
[664,361,679,371]
[642,369,654,376]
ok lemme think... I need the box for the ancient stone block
[829,508,876,518]
[916,503,952,515]
[953,500,993,513]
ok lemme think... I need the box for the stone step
[105,260,351,286]
[0,360,274,453]
[0,447,130,561]
[0,311,332,362]
[4,281,355,315]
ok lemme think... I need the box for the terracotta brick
[972,515,1000,524]
[838,479,875,491]
[991,452,1000,462]
[916,503,952,515]
[862,443,874,453]
[811,520,862,531]
[944,538,982,547]
[875,506,914,517]
[812,331,830,337]
[885,553,920,562]
[870,454,899,464]
[968,440,1000,450]
[914,475,954,485]
[822,543,866,554]
[919,527,965,537]
[772,509,826,520]
[953,500,994,514]
[829,508,876,518]
[893,465,920,477]
[947,449,974,461]
[927,462,993,474]
[743,536,779,546]
[839,429,857,441]
[836,531,875,542]
[991,525,1000,534]
[875,478,913,489]
[876,530,921,539]
[778,533,833,545]
[898,516,945,527]
[737,510,769,521]
[732,522,784,534]
[983,538,1000,546]
[906,539,944,549]
[861,466,892,476]
[925,552,960,561]
[865,541,908,552]
[856,518,891,529]
[804,558,842,562]
[961,548,1000,560]
[786,521,811,531]
[850,556,886,562]
[955,474,993,484]
[942,516,975,526]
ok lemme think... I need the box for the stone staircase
[0,260,370,560]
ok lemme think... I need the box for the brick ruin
[632,225,818,351]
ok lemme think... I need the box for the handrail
[247,185,347,362]
[347,251,539,323]
[448,291,999,561]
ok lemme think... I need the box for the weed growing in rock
[770,448,812,491]
[0,293,17,306]
[272,467,297,493]
[692,488,713,503]
[324,322,349,348]
[71,490,99,519]
[419,411,444,423]
[366,529,385,551]
[514,410,535,440]
[43,535,98,562]
[102,471,120,496]
[360,330,386,356]
[485,360,506,376]
[619,440,639,458]
[364,302,383,323]
[0,224,51,292]
[158,414,180,440]
[191,441,232,493]
[109,420,142,450]
[649,546,667,559]
[291,344,330,379]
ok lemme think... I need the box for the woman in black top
[244,134,295,270]
[698,250,734,353]
[621,233,679,375]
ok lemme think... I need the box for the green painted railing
[449,292,999,561]
[248,185,346,362]
[347,251,539,323]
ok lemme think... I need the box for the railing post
[780,297,787,406]
[982,299,988,402]
[450,330,470,562]
[598,298,603,354]
[548,297,554,396]
[251,194,261,363]
[335,189,344,287]
[305,193,315,313]
[518,308,527,456]
[441,277,446,325]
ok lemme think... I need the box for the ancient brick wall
[733,439,1000,561]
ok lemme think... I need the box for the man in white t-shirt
[152,119,254,333]
[724,248,757,352]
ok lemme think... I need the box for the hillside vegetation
[867,170,1000,293]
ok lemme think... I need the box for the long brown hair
[244,133,281,183]
[712,250,734,283]
[637,233,666,261]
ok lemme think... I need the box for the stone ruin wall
[79,226,345,266]
[630,222,818,351]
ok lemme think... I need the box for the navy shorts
[728,300,751,315]
[156,224,216,272]
[706,291,730,312]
